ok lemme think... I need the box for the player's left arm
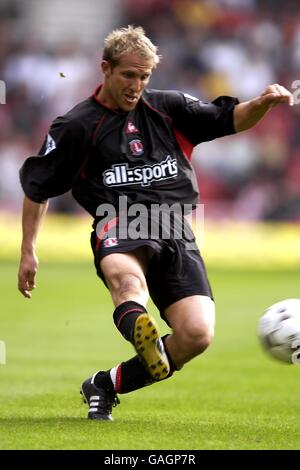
[234,84,294,133]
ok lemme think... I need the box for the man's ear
[101,60,112,77]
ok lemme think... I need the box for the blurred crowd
[1,0,300,220]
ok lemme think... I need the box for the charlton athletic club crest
[129,139,144,156]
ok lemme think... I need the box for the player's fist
[259,84,294,107]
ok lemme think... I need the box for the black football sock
[110,356,155,393]
[94,354,175,395]
[93,357,153,394]
[113,301,147,341]
[93,370,115,393]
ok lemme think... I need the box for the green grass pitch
[1,261,300,450]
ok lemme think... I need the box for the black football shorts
[90,226,213,321]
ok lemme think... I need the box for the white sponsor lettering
[103,155,178,187]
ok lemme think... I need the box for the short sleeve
[19,117,89,203]
[163,91,239,146]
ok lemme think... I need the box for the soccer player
[18,26,293,420]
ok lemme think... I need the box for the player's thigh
[164,295,215,339]
[100,247,149,290]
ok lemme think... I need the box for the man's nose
[129,78,143,92]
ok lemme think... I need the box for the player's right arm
[18,196,49,298]
[18,116,89,298]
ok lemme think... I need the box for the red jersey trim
[95,217,119,251]
[91,84,124,115]
[173,128,194,161]
[92,114,106,144]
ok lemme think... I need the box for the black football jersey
[19,86,238,216]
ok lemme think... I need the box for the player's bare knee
[179,319,214,356]
[194,299,215,353]
[189,325,214,354]
[195,326,214,353]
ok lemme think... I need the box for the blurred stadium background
[1,0,300,450]
[0,0,300,267]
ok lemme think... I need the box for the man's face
[102,53,154,112]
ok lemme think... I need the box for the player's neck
[96,84,118,111]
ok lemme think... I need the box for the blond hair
[103,25,161,68]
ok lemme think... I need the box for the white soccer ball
[258,299,300,364]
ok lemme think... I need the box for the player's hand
[18,251,39,298]
[256,84,294,108]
